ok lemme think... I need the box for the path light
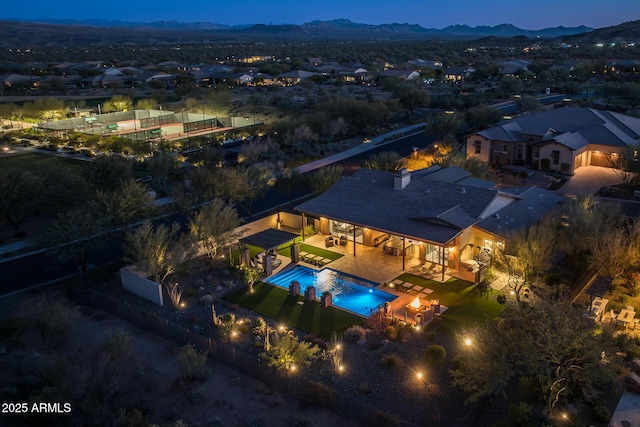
[279,325,286,332]
[338,365,345,373]
[416,372,423,380]
[464,338,472,346]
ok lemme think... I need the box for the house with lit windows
[466,107,640,174]
[295,166,563,282]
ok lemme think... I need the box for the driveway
[558,166,624,196]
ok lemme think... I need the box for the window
[516,145,523,160]
[474,140,481,154]
[552,150,560,165]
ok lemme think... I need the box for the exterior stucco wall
[466,134,492,162]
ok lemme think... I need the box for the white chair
[628,306,635,312]
[610,310,617,323]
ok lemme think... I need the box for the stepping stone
[412,285,424,291]
[423,288,434,294]
[401,282,412,289]
[418,292,428,298]
[391,279,404,286]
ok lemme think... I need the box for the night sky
[1,0,639,30]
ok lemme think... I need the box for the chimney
[394,168,411,190]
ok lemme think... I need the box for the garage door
[590,152,615,167]
[574,153,582,169]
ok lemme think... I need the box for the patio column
[301,213,306,241]
[441,245,445,282]
[402,237,406,270]
[353,225,356,257]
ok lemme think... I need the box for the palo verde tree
[189,199,244,262]
[125,221,197,287]
[607,142,640,186]
[93,178,156,232]
[494,219,557,304]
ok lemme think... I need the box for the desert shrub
[380,353,402,369]
[116,407,147,427]
[507,402,534,426]
[343,325,366,343]
[357,382,372,395]
[425,330,436,341]
[424,345,446,366]
[365,309,392,336]
[103,329,133,361]
[306,381,336,407]
[303,334,328,350]
[189,386,207,404]
[386,324,410,342]
[176,343,208,382]
[252,317,267,336]
[592,400,611,423]
[370,410,400,427]
[482,267,497,284]
[368,341,382,350]
[451,354,466,370]
[518,376,537,402]
[543,273,562,287]
[18,294,75,341]
[496,293,507,304]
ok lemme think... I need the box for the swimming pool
[266,266,397,317]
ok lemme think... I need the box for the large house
[466,107,640,174]
[295,166,563,282]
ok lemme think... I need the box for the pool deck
[266,234,449,325]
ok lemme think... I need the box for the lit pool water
[266,266,396,317]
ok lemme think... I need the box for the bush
[252,317,267,336]
[540,158,550,170]
[451,354,467,370]
[592,400,611,422]
[103,329,133,361]
[482,267,497,285]
[425,330,436,341]
[496,293,507,304]
[189,386,207,404]
[344,325,366,343]
[424,345,446,366]
[507,402,534,426]
[370,410,400,427]
[176,344,208,382]
[543,273,562,287]
[380,353,402,369]
[306,381,336,407]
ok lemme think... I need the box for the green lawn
[278,242,344,261]
[225,281,363,338]
[0,152,88,175]
[394,273,505,332]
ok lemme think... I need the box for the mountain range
[8,18,593,40]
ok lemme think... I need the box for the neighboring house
[404,59,443,70]
[497,59,532,76]
[607,60,640,73]
[442,66,475,82]
[295,166,563,282]
[379,69,420,81]
[276,70,318,84]
[466,107,640,174]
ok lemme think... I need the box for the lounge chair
[325,236,334,248]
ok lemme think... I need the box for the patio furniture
[339,236,347,246]
[629,306,636,312]
[325,236,334,248]
[617,308,636,329]
[610,310,617,323]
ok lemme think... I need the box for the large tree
[494,220,557,304]
[41,205,107,275]
[93,179,156,231]
[308,165,343,196]
[189,199,243,262]
[451,302,618,418]
[125,221,197,287]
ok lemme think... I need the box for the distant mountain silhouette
[8,18,593,40]
[562,19,640,43]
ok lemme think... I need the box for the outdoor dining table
[617,308,636,329]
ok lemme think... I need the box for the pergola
[240,228,299,251]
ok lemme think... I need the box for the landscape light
[464,338,472,346]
